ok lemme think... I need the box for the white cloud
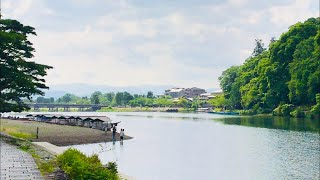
[11,0,34,18]
[2,0,318,89]
[228,0,248,6]
[269,0,318,26]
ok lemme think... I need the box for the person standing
[120,129,124,141]
[112,125,116,142]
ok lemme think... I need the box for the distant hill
[41,83,220,99]
[42,84,173,99]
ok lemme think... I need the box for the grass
[38,159,57,174]
[0,118,130,146]
[0,119,104,139]
[1,126,36,140]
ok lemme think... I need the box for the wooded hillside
[219,17,320,118]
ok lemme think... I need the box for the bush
[310,94,320,119]
[105,162,118,174]
[240,109,256,115]
[290,107,305,118]
[273,104,294,117]
[57,149,119,180]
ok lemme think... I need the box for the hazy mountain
[42,84,173,98]
[41,83,220,99]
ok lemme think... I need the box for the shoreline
[18,108,317,120]
[0,118,133,146]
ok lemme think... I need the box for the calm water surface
[61,112,319,180]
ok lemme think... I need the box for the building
[199,93,216,100]
[184,87,206,98]
[164,87,206,98]
[164,88,186,98]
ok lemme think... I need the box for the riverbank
[1,131,124,179]
[0,133,64,179]
[0,119,132,146]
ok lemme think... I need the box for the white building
[164,87,206,98]
[199,93,216,100]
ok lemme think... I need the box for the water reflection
[217,116,320,132]
[116,112,319,133]
[64,112,320,180]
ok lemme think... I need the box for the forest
[219,17,320,118]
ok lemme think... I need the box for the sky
[2,0,319,89]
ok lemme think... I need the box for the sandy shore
[0,119,132,146]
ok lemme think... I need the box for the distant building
[211,92,223,96]
[165,87,206,98]
[199,93,216,100]
[165,88,186,98]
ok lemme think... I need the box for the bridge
[26,103,109,111]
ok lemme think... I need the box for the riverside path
[0,140,43,180]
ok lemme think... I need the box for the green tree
[218,17,320,113]
[0,19,52,112]
[60,94,72,103]
[147,91,154,99]
[177,98,191,108]
[114,92,124,106]
[154,96,173,107]
[208,95,226,108]
[267,17,319,106]
[104,92,115,105]
[219,66,241,109]
[36,97,45,103]
[122,92,134,105]
[252,39,266,57]
[36,97,52,103]
[91,91,102,104]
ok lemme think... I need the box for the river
[63,112,319,180]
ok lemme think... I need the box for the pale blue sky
[2,0,319,88]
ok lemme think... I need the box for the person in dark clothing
[120,129,124,141]
[112,125,116,142]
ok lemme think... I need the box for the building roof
[167,88,185,92]
[24,114,112,122]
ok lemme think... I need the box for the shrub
[290,107,305,118]
[240,109,256,115]
[273,104,294,117]
[39,159,56,174]
[310,93,320,119]
[106,162,118,174]
[57,149,119,180]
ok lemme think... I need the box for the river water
[62,112,319,180]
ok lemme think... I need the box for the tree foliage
[219,17,320,113]
[252,39,266,57]
[57,149,119,180]
[0,19,52,112]
[90,91,102,104]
